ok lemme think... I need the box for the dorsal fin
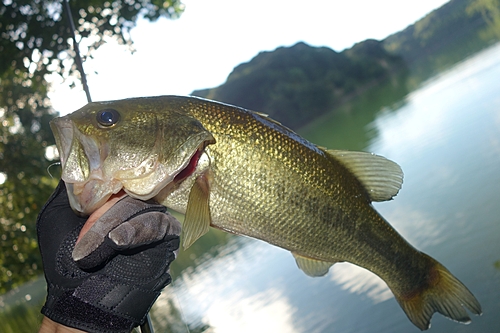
[327,150,403,202]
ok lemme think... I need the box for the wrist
[39,317,87,333]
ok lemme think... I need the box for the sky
[48,0,450,116]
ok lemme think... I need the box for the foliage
[193,41,405,129]
[383,0,500,80]
[0,298,45,333]
[0,0,184,294]
[467,0,500,40]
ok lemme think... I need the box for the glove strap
[42,273,167,333]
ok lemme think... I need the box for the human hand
[37,181,181,333]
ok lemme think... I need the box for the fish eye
[96,108,120,127]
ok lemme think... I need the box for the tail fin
[394,254,481,330]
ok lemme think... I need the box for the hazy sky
[48,0,450,115]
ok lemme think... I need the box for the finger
[72,192,128,263]
[76,191,127,243]
[108,211,181,249]
[73,196,166,262]
[74,212,181,271]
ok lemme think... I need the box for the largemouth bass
[50,95,481,330]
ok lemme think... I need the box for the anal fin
[292,252,337,277]
[182,173,212,249]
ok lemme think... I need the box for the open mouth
[50,117,106,184]
[50,114,214,216]
[50,117,73,170]
[50,117,119,215]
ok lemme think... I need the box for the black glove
[37,181,181,333]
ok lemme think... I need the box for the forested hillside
[383,0,499,79]
[193,41,405,129]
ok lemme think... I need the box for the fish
[50,95,481,330]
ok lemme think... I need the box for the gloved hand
[37,181,181,333]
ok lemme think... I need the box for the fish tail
[393,254,481,330]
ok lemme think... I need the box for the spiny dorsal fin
[253,110,269,117]
[292,252,337,277]
[182,174,211,249]
[327,150,403,202]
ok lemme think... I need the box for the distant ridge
[383,0,497,77]
[193,41,405,128]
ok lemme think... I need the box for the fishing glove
[37,181,181,333]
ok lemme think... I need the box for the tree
[0,0,184,294]
[467,0,500,40]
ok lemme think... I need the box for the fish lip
[52,133,205,215]
[66,180,123,216]
[50,113,214,215]
[50,117,73,169]
[68,145,202,214]
[50,117,105,182]
[51,116,114,215]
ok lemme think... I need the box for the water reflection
[370,41,500,163]
[200,289,298,333]
[300,73,409,151]
[329,264,392,304]
[156,238,304,333]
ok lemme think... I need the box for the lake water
[2,43,500,332]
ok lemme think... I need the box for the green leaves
[0,0,184,293]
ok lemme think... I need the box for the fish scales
[50,95,481,330]
[175,98,410,267]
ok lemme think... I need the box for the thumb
[72,196,169,268]
[73,211,181,271]
[108,211,181,249]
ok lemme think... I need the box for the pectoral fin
[292,252,337,277]
[182,173,212,249]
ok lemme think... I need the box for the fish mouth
[50,116,212,215]
[65,181,122,216]
[50,117,119,215]
[65,148,203,216]
[50,117,105,181]
[50,117,73,171]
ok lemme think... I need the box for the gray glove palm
[73,194,180,270]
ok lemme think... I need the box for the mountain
[383,0,498,80]
[193,41,405,129]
